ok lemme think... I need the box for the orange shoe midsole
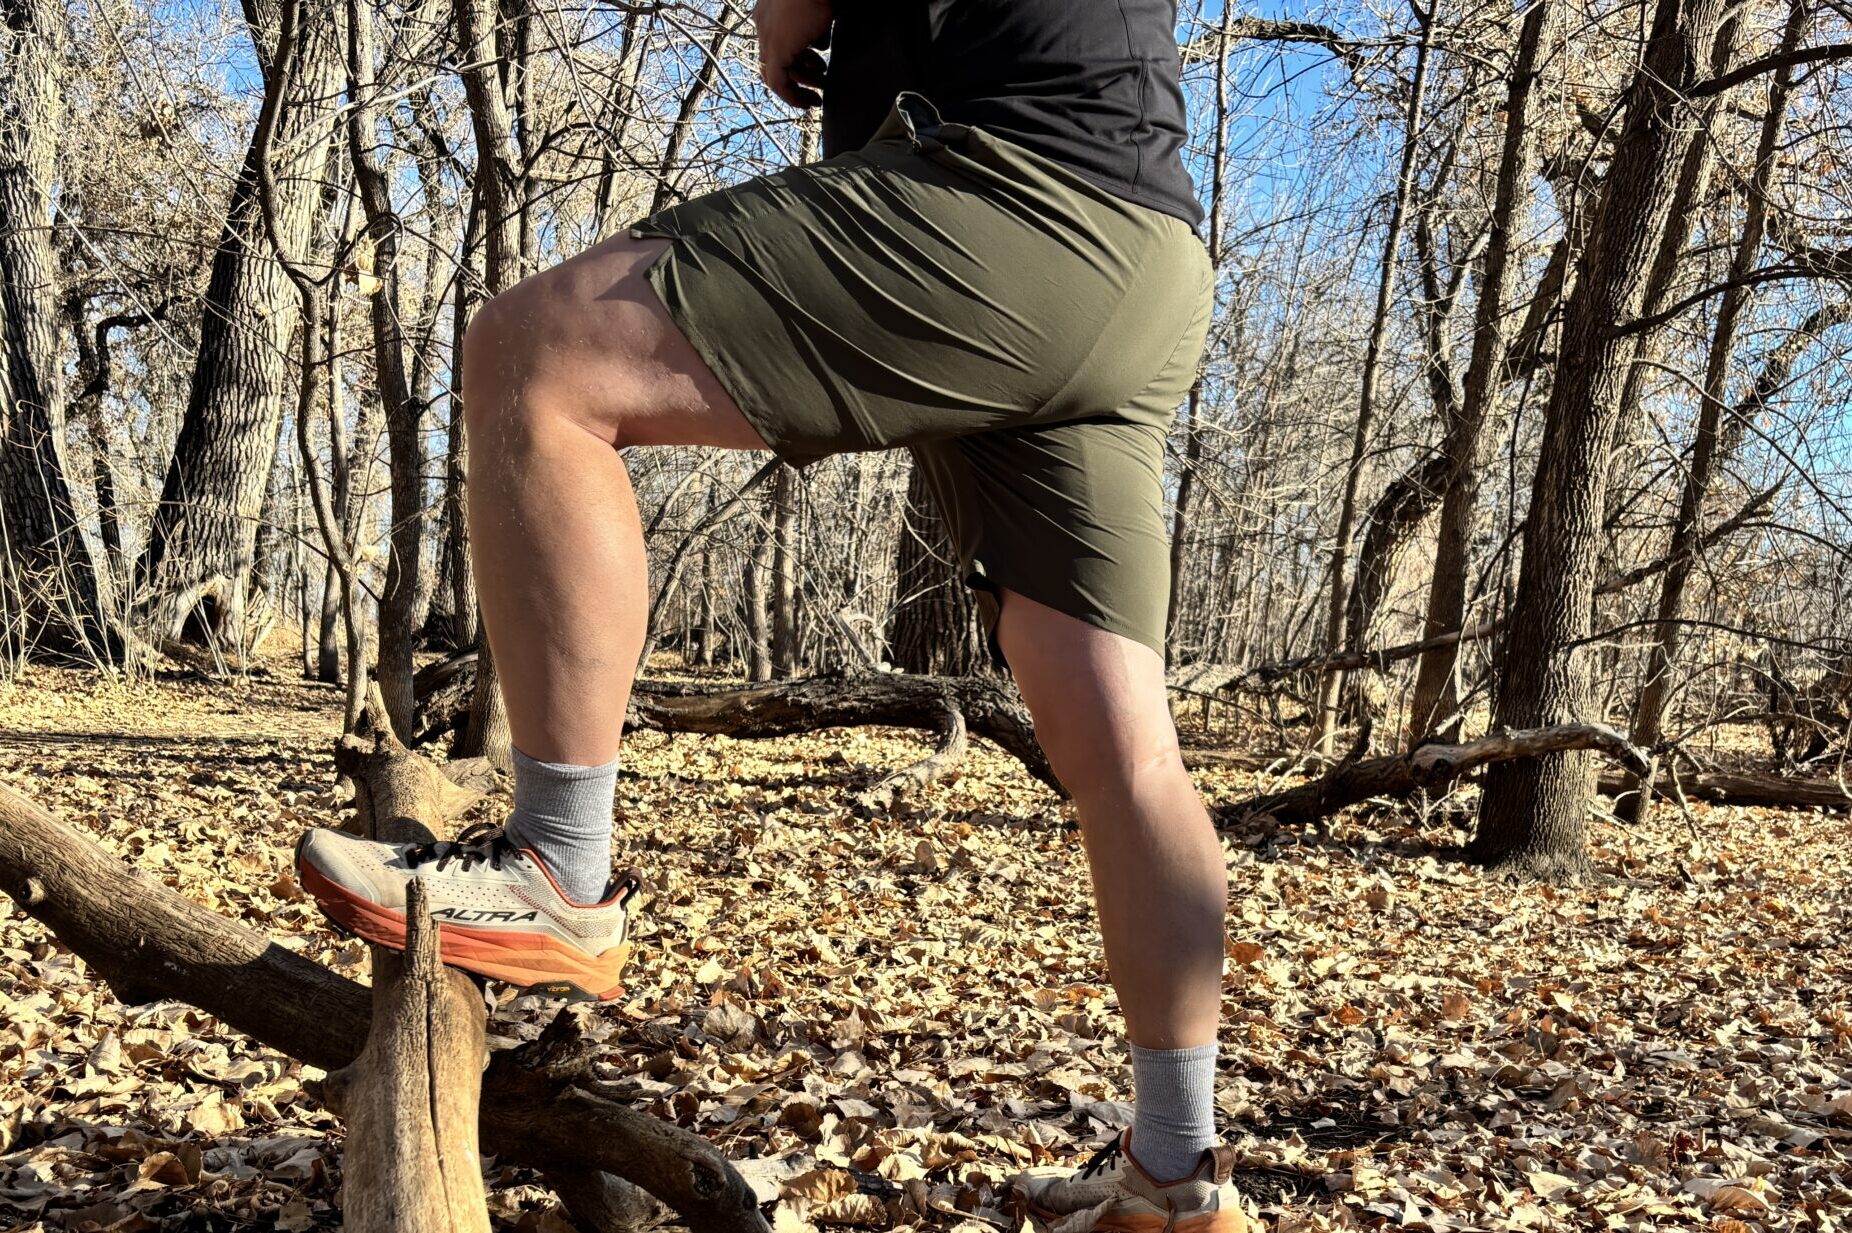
[299,862,630,999]
[1026,1200,1248,1233]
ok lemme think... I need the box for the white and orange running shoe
[295,822,642,1002]
[1014,1133,1252,1233]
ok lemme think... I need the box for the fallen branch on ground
[1595,768,1849,811]
[0,739,767,1233]
[1172,485,1783,699]
[1221,724,1653,828]
[414,656,1058,801]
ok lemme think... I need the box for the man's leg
[996,590,1228,1180]
[456,235,769,902]
[295,234,769,994]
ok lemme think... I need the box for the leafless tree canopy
[2,0,1850,858]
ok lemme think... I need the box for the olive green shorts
[629,93,1213,659]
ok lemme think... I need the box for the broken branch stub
[323,878,492,1232]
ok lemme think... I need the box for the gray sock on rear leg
[503,747,619,904]
[1129,1042,1219,1182]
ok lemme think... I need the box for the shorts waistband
[873,90,972,153]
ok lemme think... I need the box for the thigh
[995,588,1181,791]
[480,233,769,451]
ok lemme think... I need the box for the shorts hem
[964,556,1167,669]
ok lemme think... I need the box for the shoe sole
[1020,1195,1249,1233]
[295,840,630,1003]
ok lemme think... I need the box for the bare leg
[461,236,766,765]
[995,589,1226,1049]
[294,236,765,984]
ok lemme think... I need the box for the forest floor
[1,657,1849,1233]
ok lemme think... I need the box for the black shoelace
[1079,1137,1125,1180]
[404,821,517,874]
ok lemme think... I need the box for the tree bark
[1314,2,1436,754]
[770,465,799,677]
[742,528,772,683]
[1474,0,1729,881]
[1211,722,1845,827]
[1226,723,1652,829]
[1409,0,1553,740]
[136,0,341,651]
[1620,0,1810,821]
[1166,19,1230,657]
[345,0,426,742]
[888,460,986,675]
[322,879,493,1232]
[453,0,524,768]
[320,707,491,1231]
[67,305,150,598]
[0,0,109,660]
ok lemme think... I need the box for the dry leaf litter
[1,660,1849,1232]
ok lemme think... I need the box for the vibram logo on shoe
[431,907,541,924]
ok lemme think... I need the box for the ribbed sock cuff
[1129,1041,1218,1183]
[505,747,619,904]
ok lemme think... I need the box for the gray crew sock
[1128,1042,1219,1183]
[502,747,619,904]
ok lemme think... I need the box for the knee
[460,290,526,443]
[461,284,634,449]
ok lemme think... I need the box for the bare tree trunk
[0,0,109,661]
[1619,7,1809,821]
[696,527,718,668]
[1409,0,1554,739]
[1474,0,1728,880]
[887,460,986,675]
[770,465,798,678]
[454,0,525,769]
[135,0,340,652]
[66,301,154,615]
[743,528,771,683]
[1166,18,1231,657]
[345,0,424,741]
[446,200,483,657]
[1313,1,1435,754]
[318,559,342,681]
[1596,13,1742,533]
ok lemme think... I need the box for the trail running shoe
[295,822,642,1002]
[1013,1133,1252,1233]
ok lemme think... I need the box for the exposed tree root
[853,696,969,813]
[1467,843,1597,885]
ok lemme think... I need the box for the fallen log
[1173,486,1783,700]
[0,776,767,1233]
[414,657,1058,799]
[1222,724,1653,828]
[1596,768,1849,810]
